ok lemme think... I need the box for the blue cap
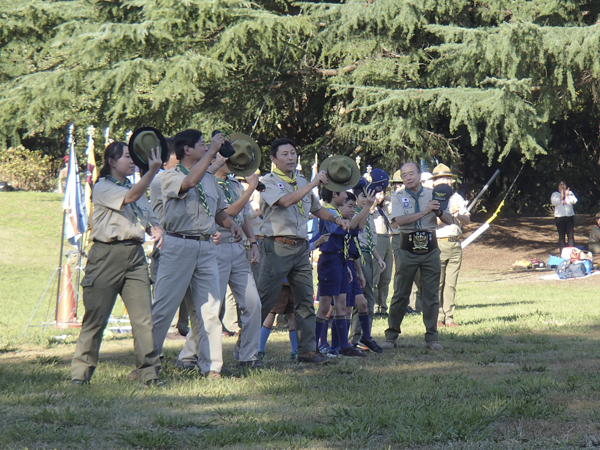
[367,169,389,193]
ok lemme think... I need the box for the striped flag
[63,140,88,244]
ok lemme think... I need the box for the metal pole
[55,210,66,322]
[467,169,500,212]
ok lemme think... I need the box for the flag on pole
[63,133,88,244]
[82,127,97,246]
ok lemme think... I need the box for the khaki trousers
[385,247,441,343]
[72,242,160,383]
[151,235,222,374]
[373,235,393,314]
[257,238,316,355]
[438,240,463,323]
[350,251,374,344]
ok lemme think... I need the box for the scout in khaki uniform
[381,162,453,351]
[71,138,166,386]
[176,134,263,370]
[431,164,470,327]
[349,173,387,352]
[257,138,350,364]
[386,171,403,317]
[151,129,243,378]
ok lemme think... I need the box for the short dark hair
[270,137,297,157]
[166,137,176,157]
[352,187,365,198]
[173,129,202,160]
[345,192,357,202]
[320,186,334,203]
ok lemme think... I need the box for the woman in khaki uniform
[71,142,164,386]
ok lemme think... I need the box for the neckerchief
[273,167,305,216]
[377,205,392,233]
[178,163,211,217]
[217,175,241,225]
[345,231,364,265]
[105,176,153,230]
[356,206,374,254]
[406,186,423,229]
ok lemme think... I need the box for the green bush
[0,146,58,191]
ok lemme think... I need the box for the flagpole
[55,211,66,322]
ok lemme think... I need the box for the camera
[212,130,236,157]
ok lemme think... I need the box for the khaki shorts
[269,283,294,315]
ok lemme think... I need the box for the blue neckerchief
[405,186,423,229]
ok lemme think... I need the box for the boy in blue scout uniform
[381,162,453,351]
[257,145,351,364]
[315,185,365,358]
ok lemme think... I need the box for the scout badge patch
[409,231,431,253]
[402,197,410,208]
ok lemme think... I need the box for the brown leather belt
[438,236,461,243]
[269,236,305,246]
[166,232,211,241]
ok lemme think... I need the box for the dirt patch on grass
[461,215,595,272]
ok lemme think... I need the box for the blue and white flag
[63,140,88,244]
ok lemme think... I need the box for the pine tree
[1,0,599,212]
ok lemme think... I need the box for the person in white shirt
[551,181,577,251]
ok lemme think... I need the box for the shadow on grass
[461,301,536,309]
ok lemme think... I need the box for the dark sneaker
[175,359,198,370]
[406,307,418,315]
[144,379,165,388]
[290,351,298,360]
[297,351,331,365]
[257,350,265,360]
[359,336,383,354]
[339,346,367,358]
[70,379,89,386]
[238,360,263,371]
[353,342,369,351]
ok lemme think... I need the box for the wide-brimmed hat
[390,170,403,183]
[320,155,361,193]
[368,168,389,193]
[431,163,458,179]
[595,212,600,220]
[225,133,261,177]
[128,127,169,172]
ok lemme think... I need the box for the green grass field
[2,192,600,448]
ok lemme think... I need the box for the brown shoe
[204,370,222,379]
[446,321,461,328]
[437,321,445,328]
[297,351,331,364]
[127,369,138,380]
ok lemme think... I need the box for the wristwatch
[250,241,258,246]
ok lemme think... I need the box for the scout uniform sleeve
[390,192,405,221]
[137,192,160,228]
[162,170,187,199]
[309,192,321,214]
[94,180,127,211]
[261,175,286,206]
[214,178,228,214]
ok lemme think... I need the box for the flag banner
[63,139,88,244]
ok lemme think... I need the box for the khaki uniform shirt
[149,171,166,224]
[358,213,378,250]
[373,202,392,235]
[216,176,252,240]
[90,178,158,243]
[161,167,228,236]
[436,193,469,238]
[391,186,448,233]
[259,172,321,239]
